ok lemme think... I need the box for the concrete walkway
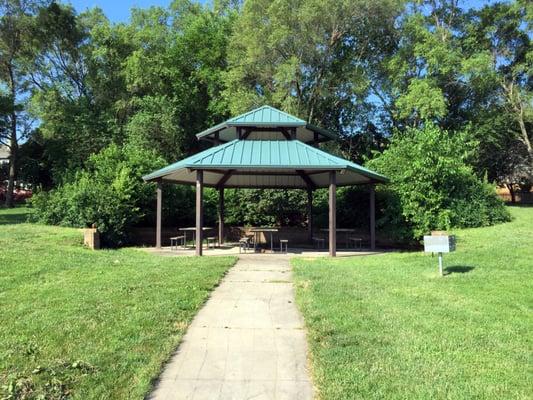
[148,254,314,400]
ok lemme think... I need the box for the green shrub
[223,189,308,227]
[367,124,510,242]
[31,143,166,246]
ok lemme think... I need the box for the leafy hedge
[30,144,166,247]
[367,124,510,242]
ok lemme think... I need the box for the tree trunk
[5,134,17,208]
[5,66,17,208]
[517,111,533,162]
[505,81,533,166]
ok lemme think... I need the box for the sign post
[423,235,456,276]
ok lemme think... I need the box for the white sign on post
[424,235,456,276]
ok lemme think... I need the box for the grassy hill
[293,206,532,399]
[0,207,236,399]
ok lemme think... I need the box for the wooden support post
[218,187,224,246]
[329,171,336,257]
[156,180,162,249]
[196,170,204,256]
[307,189,313,243]
[370,185,376,250]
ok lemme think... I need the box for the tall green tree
[223,0,403,136]
[28,0,234,183]
[372,0,531,185]
[29,4,133,179]
[461,0,532,181]
[123,0,234,161]
[0,0,49,206]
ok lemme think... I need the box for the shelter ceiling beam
[216,169,235,189]
[240,128,253,140]
[279,127,292,140]
[296,170,316,190]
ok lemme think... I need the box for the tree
[29,4,132,179]
[373,0,532,188]
[464,1,533,173]
[367,124,510,241]
[223,0,403,134]
[496,139,533,203]
[0,0,49,206]
[27,0,234,184]
[123,0,234,161]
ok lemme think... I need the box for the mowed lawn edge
[293,206,532,400]
[0,208,237,399]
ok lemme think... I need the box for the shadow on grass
[444,265,475,275]
[0,206,32,225]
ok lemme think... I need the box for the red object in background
[0,186,32,202]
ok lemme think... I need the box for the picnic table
[320,228,356,248]
[179,227,214,247]
[250,227,279,252]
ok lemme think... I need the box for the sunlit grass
[293,206,532,399]
[0,207,236,399]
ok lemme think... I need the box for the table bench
[239,236,253,253]
[170,235,185,251]
[348,237,362,250]
[312,237,325,249]
[206,236,217,249]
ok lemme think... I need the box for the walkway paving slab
[148,255,314,400]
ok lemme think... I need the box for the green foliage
[223,189,308,227]
[396,78,447,122]
[121,1,234,161]
[27,1,233,181]
[223,0,402,129]
[5,0,530,243]
[30,144,166,246]
[201,186,371,230]
[368,124,510,241]
[381,1,532,185]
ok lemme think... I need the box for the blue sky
[66,0,188,22]
[67,0,496,23]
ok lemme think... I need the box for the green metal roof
[228,105,305,125]
[196,106,338,143]
[143,140,388,188]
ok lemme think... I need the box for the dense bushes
[203,187,371,230]
[30,124,511,247]
[30,144,166,246]
[367,124,510,242]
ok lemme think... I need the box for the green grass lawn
[293,206,532,400]
[0,207,236,399]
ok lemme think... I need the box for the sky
[67,0,498,23]
[67,0,183,22]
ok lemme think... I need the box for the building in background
[0,144,33,203]
[0,145,8,164]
